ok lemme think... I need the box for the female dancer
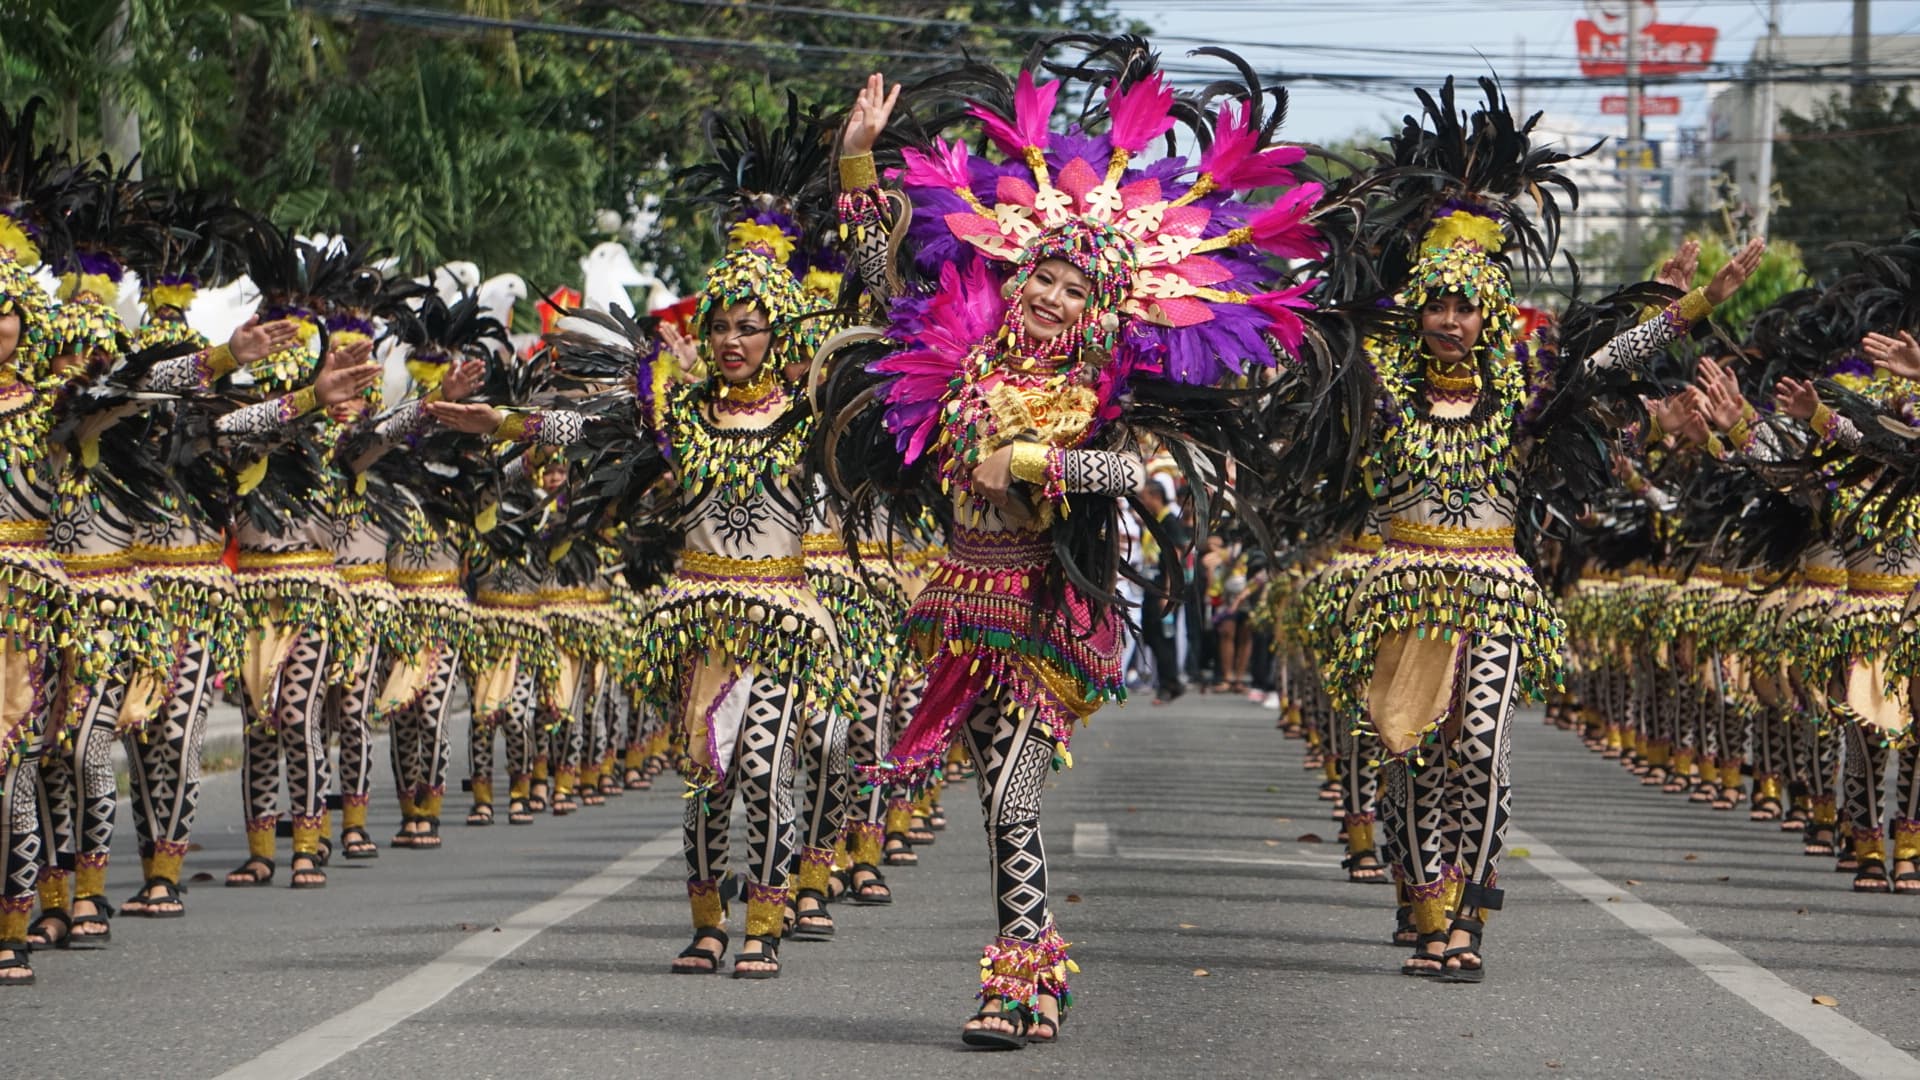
[825,43,1323,1045]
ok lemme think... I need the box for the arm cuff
[839,152,879,191]
[1677,288,1713,325]
[204,343,238,380]
[493,412,529,442]
[1008,441,1051,485]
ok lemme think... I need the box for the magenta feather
[968,70,1058,157]
[1104,74,1175,155]
[1198,101,1305,192]
[900,136,974,191]
[1249,282,1316,361]
[1246,182,1327,260]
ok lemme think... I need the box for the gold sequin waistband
[1803,565,1848,587]
[61,551,134,574]
[1847,569,1920,596]
[0,521,47,544]
[340,563,388,584]
[542,587,611,605]
[475,589,544,610]
[1387,519,1517,551]
[1341,534,1384,554]
[679,551,805,581]
[802,532,843,556]
[391,568,462,588]
[237,549,334,572]
[132,542,225,566]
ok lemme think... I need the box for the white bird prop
[579,241,651,316]
[184,275,262,346]
[477,272,527,334]
[429,260,481,306]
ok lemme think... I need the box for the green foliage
[1772,85,1920,283]
[0,0,1127,301]
[1643,233,1809,338]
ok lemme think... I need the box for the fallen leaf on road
[458,922,482,932]
[187,842,204,852]
[1795,906,1809,915]
[1624,879,1641,886]
[1297,833,1324,843]
[1266,785,1279,793]
[1510,847,1531,858]
[1066,894,1082,903]
[1126,806,1138,813]
[1683,853,1699,861]
[1263,839,1280,847]
[1812,995,1839,1007]
[1178,923,1198,929]
[1606,896,1620,903]
[1717,876,1731,882]
[1192,968,1211,977]
[1546,1061,1563,1069]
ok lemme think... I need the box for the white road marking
[1072,820,1114,856]
[1072,822,1341,869]
[1510,829,1920,1080]
[212,829,683,1080]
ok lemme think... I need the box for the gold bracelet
[839,151,879,190]
[1809,402,1835,437]
[287,386,319,418]
[205,343,238,379]
[494,412,528,442]
[1008,442,1051,485]
[1727,417,1753,450]
[1643,413,1666,448]
[1678,288,1713,324]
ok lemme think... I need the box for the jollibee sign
[1576,0,1717,78]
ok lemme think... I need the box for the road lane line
[213,828,683,1080]
[1510,828,1920,1080]
[1072,821,1114,856]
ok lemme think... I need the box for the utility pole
[1516,36,1527,118]
[1622,0,1643,270]
[1753,0,1781,235]
[100,0,141,178]
[1852,0,1872,103]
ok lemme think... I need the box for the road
[7,693,1920,1080]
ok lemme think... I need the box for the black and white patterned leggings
[956,693,1057,942]
[39,670,129,898]
[127,639,215,882]
[683,671,800,890]
[241,630,334,849]
[469,667,536,803]
[389,647,458,811]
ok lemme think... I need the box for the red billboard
[1576,19,1717,76]
[1601,94,1682,116]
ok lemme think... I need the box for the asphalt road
[7,693,1919,1080]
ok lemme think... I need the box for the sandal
[289,852,327,890]
[731,933,782,980]
[579,787,605,808]
[123,877,185,919]
[961,997,1028,1051]
[411,817,443,850]
[849,863,892,906]
[1781,806,1810,832]
[1342,849,1389,884]
[341,827,380,860]
[927,804,948,831]
[790,888,835,941]
[67,896,112,949]
[1401,931,1447,977]
[671,927,729,974]
[906,816,937,846]
[1025,994,1063,1044]
[1440,915,1487,983]
[826,865,851,902]
[599,775,623,798]
[0,941,32,986]
[1853,859,1891,893]
[527,782,550,813]
[1390,906,1419,947]
[507,798,534,826]
[1749,797,1783,823]
[882,835,917,867]
[26,909,71,949]
[551,791,578,816]
[465,803,494,828]
[225,856,275,888]
[1894,866,1920,895]
[623,767,650,791]
[1803,826,1837,857]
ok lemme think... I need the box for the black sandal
[1390,905,1419,947]
[927,804,948,831]
[26,909,71,950]
[1853,858,1891,893]
[527,783,550,813]
[225,856,275,888]
[124,877,185,919]
[731,934,781,979]
[882,835,917,867]
[0,941,32,986]
[790,888,835,941]
[341,827,380,860]
[623,768,650,791]
[1342,849,1389,884]
[1401,931,1447,977]
[411,817,442,850]
[289,852,327,890]
[507,798,534,826]
[671,927,729,974]
[1804,826,1837,857]
[906,816,936,846]
[1025,996,1063,1044]
[1440,916,1487,983]
[960,998,1028,1051]
[465,804,494,827]
[1895,866,1920,895]
[849,863,893,906]
[1749,797,1783,822]
[67,896,113,949]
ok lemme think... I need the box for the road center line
[1510,828,1920,1080]
[213,828,683,1080]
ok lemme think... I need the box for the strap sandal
[67,896,113,949]
[1803,826,1837,857]
[392,815,420,847]
[906,816,936,846]
[927,804,948,831]
[313,836,334,868]
[0,941,33,986]
[849,863,893,906]
[790,888,835,941]
[225,856,276,887]
[599,775,624,797]
[1401,931,1448,977]
[507,798,534,825]
[580,787,605,808]
[622,768,651,792]
[465,803,494,827]
[551,791,577,816]
[1025,996,1063,1044]
[1781,807,1810,832]
[826,865,851,902]
[527,784,550,812]
[1894,867,1920,895]
[341,827,380,860]
[1439,916,1487,983]
[289,853,328,890]
[1390,905,1419,947]
[731,934,782,980]
[26,908,72,950]
[1852,859,1891,893]
[960,997,1028,1051]
[412,817,443,849]
[124,877,185,919]
[882,835,917,867]
[1341,848,1388,884]
[1749,797,1783,822]
[671,927,729,975]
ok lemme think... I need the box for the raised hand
[1692,356,1746,432]
[1706,237,1767,306]
[843,72,900,157]
[1772,376,1821,423]
[659,322,700,374]
[1656,238,1700,292]
[228,316,304,366]
[313,339,380,407]
[425,400,506,435]
[440,358,487,402]
[1862,330,1920,380]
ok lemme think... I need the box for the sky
[1106,0,1920,146]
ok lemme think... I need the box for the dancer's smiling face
[1018,259,1092,344]
[706,301,772,385]
[1419,292,1483,365]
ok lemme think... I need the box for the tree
[1771,85,1920,282]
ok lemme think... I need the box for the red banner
[1576,19,1716,76]
[1601,94,1682,116]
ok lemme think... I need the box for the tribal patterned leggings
[389,647,457,813]
[469,667,536,806]
[127,639,216,885]
[683,671,801,891]
[1378,635,1520,932]
[241,630,334,857]
[39,671,129,902]
[957,694,1058,943]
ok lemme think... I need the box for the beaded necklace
[669,380,812,505]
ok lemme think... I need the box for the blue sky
[1108,0,1920,144]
